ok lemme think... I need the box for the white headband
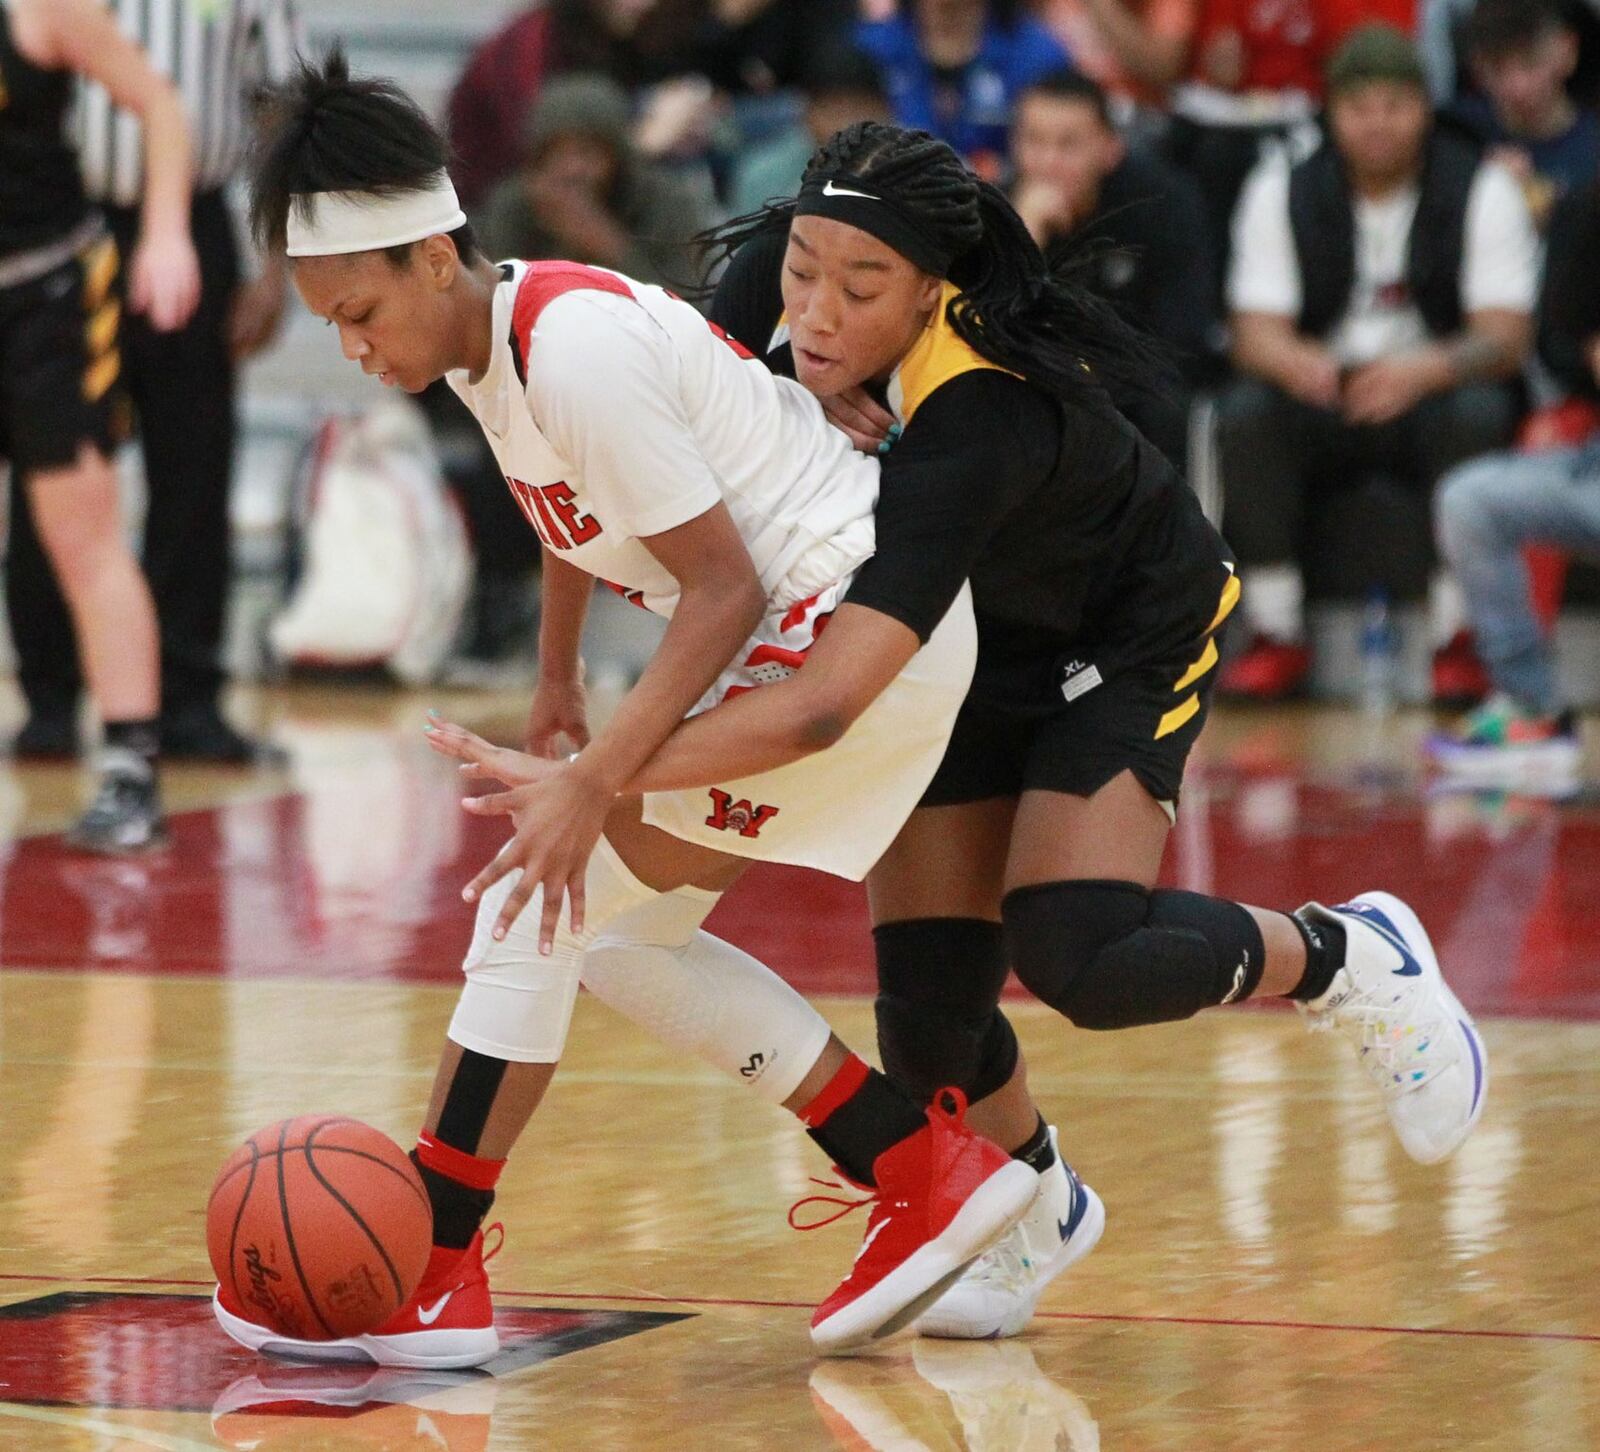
[285,173,467,258]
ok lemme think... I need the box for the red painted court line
[4,1272,1595,1346]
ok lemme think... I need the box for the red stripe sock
[415,1130,506,1192]
[796,1054,871,1129]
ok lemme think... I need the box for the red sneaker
[213,1226,502,1370]
[1431,630,1490,707]
[795,1093,1040,1356]
[1217,635,1312,701]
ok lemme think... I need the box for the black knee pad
[873,918,1019,1104]
[1003,881,1264,1030]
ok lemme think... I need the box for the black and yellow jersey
[710,227,1235,690]
[0,3,90,259]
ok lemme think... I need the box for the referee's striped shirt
[72,0,303,209]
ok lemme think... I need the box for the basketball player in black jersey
[437,122,1488,1341]
[0,0,198,848]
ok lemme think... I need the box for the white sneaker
[1298,891,1488,1164]
[915,1129,1104,1340]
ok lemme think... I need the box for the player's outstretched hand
[423,711,553,788]
[128,228,202,332]
[459,766,611,954]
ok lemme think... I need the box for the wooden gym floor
[0,685,1596,1451]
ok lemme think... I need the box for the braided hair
[700,121,1169,404]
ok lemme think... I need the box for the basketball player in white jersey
[216,53,1040,1366]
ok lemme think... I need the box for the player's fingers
[567,719,592,749]
[495,868,541,942]
[462,848,515,904]
[461,789,517,816]
[568,868,587,938]
[841,385,898,434]
[537,873,565,954]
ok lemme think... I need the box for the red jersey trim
[511,262,636,366]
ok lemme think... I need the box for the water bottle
[1359,586,1399,716]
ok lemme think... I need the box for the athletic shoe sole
[810,1160,1039,1357]
[1346,891,1489,1164]
[916,1181,1106,1340]
[1423,735,1581,782]
[212,1289,500,1370]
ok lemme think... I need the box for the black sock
[1012,1115,1056,1172]
[409,1150,496,1250]
[806,1067,927,1188]
[1286,909,1347,1002]
[104,717,159,768]
[412,1048,513,1248]
[435,1048,509,1152]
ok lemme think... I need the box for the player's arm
[575,502,765,797]
[44,0,199,331]
[625,601,919,791]
[524,547,596,755]
[460,295,765,945]
[625,371,1059,792]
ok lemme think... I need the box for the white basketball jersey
[447,261,879,617]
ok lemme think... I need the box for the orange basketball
[206,1115,433,1340]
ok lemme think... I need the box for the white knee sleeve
[448,835,657,1064]
[583,893,833,1105]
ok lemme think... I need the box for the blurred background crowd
[10,0,1600,782]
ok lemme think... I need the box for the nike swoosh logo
[415,1291,454,1326]
[822,180,877,200]
[1058,1218,1074,1242]
[1344,903,1423,976]
[853,1218,889,1263]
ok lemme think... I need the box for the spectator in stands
[1216,24,1537,700]
[1164,0,1326,303]
[446,0,719,211]
[1449,0,1599,228]
[728,46,889,214]
[474,72,717,290]
[1009,67,1215,464]
[1035,0,1198,111]
[856,0,1071,178]
[1426,173,1600,773]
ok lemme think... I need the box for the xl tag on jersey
[1060,661,1102,702]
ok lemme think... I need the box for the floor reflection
[810,1343,1100,1451]
[0,702,1595,1019]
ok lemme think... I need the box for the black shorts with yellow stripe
[920,570,1240,813]
[0,233,125,475]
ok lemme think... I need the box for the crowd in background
[10,0,1600,808]
[421,0,1600,753]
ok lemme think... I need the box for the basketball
[206,1116,433,1341]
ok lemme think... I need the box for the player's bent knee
[1003,880,1261,1030]
[449,976,580,1063]
[873,918,1014,1102]
[451,834,662,1064]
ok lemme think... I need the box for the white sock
[1241,564,1304,643]
[1429,573,1467,647]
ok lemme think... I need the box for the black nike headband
[792,172,957,277]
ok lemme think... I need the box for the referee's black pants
[7,188,240,725]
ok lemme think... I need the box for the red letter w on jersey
[506,478,603,550]
[705,788,780,839]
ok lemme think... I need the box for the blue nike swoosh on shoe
[1460,1018,1486,1113]
[1058,1173,1088,1242]
[1337,902,1423,976]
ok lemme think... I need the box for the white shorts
[640,579,977,881]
